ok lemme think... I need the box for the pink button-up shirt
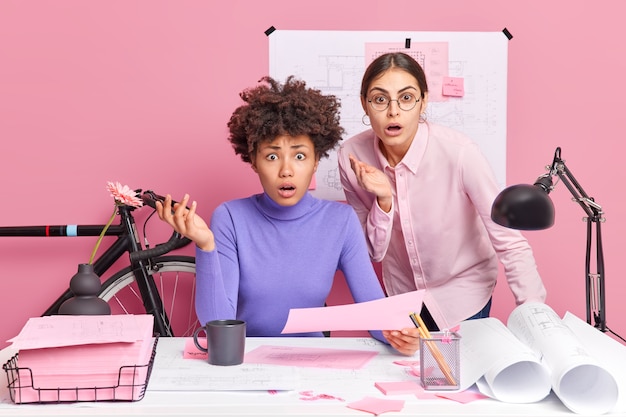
[338,122,547,328]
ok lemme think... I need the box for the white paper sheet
[508,303,618,415]
[460,318,551,402]
[459,303,620,414]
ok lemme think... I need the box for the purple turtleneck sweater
[195,192,388,341]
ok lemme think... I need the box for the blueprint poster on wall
[269,30,508,201]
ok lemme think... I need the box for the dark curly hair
[227,76,345,164]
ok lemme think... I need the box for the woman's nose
[279,161,293,177]
[387,100,400,116]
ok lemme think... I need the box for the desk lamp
[491,147,611,333]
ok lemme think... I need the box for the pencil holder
[419,331,461,391]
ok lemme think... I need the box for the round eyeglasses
[367,93,420,112]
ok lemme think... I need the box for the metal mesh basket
[3,335,159,404]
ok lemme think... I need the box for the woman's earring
[362,114,371,126]
[419,112,427,123]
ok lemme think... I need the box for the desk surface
[0,337,620,416]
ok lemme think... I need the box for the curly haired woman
[157,76,420,356]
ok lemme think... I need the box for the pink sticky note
[347,396,405,415]
[409,365,434,378]
[412,383,440,400]
[442,77,464,97]
[375,381,422,395]
[183,337,207,360]
[436,390,489,404]
[392,360,420,367]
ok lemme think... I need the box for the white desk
[0,337,619,416]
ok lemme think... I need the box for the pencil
[410,312,457,386]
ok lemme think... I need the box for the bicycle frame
[0,190,192,337]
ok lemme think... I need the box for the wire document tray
[2,335,159,404]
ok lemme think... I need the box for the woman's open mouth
[385,124,402,136]
[278,184,297,198]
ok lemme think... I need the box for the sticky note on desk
[375,381,422,395]
[183,337,207,359]
[442,77,464,97]
[347,396,405,415]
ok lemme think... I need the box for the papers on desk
[245,345,378,369]
[459,302,620,415]
[150,339,299,391]
[281,290,424,333]
[5,314,155,403]
[149,338,380,392]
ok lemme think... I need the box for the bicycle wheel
[98,256,199,337]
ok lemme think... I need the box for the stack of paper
[6,314,155,403]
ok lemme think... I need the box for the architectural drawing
[270,31,508,200]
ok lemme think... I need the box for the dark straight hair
[360,53,429,100]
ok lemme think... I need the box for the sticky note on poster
[442,76,464,97]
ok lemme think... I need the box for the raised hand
[155,194,215,252]
[348,154,393,213]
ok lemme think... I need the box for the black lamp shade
[491,184,555,230]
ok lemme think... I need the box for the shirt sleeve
[194,204,240,325]
[460,144,547,304]
[338,144,394,262]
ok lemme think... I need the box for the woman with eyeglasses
[338,52,547,331]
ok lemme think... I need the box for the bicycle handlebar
[128,190,193,262]
[140,190,167,210]
[129,230,191,262]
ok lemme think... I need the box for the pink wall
[1,1,625,348]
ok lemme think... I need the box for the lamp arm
[548,147,606,331]
[550,148,603,221]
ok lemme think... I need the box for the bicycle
[0,190,199,338]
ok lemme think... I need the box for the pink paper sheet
[244,345,378,369]
[281,290,424,334]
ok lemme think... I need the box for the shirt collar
[374,122,429,174]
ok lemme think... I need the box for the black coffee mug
[193,319,246,366]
